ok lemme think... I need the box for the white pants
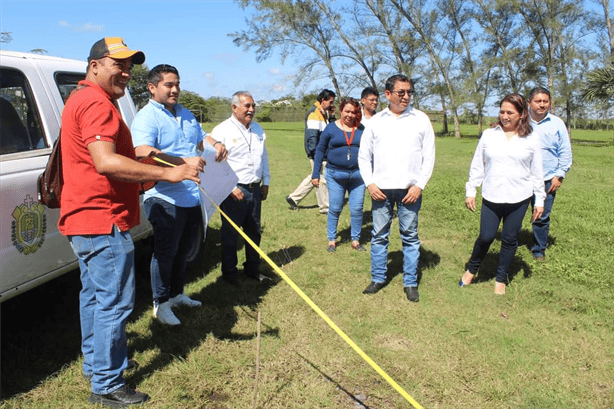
[288,159,329,212]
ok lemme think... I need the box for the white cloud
[203,72,215,80]
[74,22,104,32]
[58,20,104,32]
[268,68,281,75]
[213,53,239,65]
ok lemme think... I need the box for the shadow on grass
[462,229,535,284]
[295,352,371,409]
[517,228,557,255]
[384,247,441,287]
[0,225,301,400]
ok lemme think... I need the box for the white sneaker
[170,293,202,308]
[153,301,181,326]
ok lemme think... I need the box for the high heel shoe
[458,271,474,287]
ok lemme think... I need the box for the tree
[582,63,614,103]
[127,64,150,110]
[179,91,210,122]
[231,0,343,97]
[313,0,379,90]
[389,0,464,138]
[1,32,12,43]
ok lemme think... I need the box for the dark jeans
[467,198,530,283]
[220,185,262,278]
[144,197,202,305]
[531,179,556,257]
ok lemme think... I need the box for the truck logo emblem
[11,195,47,255]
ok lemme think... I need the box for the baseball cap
[88,37,145,65]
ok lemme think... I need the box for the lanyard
[342,126,355,161]
[233,121,252,153]
[342,127,355,148]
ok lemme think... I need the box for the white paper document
[199,145,238,234]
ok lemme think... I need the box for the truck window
[0,68,46,154]
[55,72,85,103]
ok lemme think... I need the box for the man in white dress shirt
[358,74,435,302]
[211,91,270,286]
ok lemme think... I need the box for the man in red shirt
[59,37,201,407]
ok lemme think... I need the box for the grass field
[1,122,612,408]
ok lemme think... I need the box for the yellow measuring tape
[153,156,423,409]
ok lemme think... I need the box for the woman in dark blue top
[312,98,366,252]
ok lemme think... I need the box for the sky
[0,0,306,102]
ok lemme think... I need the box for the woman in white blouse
[460,93,546,295]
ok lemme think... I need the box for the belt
[237,182,261,189]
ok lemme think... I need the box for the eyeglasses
[390,89,415,97]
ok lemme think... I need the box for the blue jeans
[370,190,422,287]
[144,197,202,305]
[531,179,556,257]
[220,184,262,278]
[325,167,366,242]
[467,198,530,283]
[68,226,135,395]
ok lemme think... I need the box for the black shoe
[404,286,419,302]
[362,281,385,294]
[222,275,240,288]
[245,271,271,282]
[88,385,149,407]
[285,196,298,210]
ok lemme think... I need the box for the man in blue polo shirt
[131,64,227,325]
[527,87,572,261]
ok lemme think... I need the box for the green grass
[2,123,612,408]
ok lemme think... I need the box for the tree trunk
[439,92,448,135]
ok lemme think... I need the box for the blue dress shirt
[131,100,205,207]
[530,113,572,181]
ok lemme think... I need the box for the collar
[231,114,251,131]
[78,80,112,101]
[530,112,552,125]
[149,99,182,114]
[382,105,412,117]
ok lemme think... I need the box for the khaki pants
[288,159,329,213]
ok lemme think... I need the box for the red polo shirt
[58,81,139,235]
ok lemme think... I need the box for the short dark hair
[317,89,336,103]
[385,75,412,92]
[527,87,551,102]
[361,87,379,99]
[148,64,180,89]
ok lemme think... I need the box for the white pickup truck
[0,50,153,302]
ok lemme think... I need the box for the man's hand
[548,177,562,193]
[402,185,422,204]
[465,197,476,212]
[367,183,386,201]
[164,164,200,184]
[311,178,319,187]
[214,143,228,162]
[183,156,205,172]
[261,185,269,201]
[230,187,244,201]
[532,206,544,222]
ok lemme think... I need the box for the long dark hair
[339,97,362,128]
[491,93,532,137]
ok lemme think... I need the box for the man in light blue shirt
[527,87,572,260]
[131,64,227,325]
